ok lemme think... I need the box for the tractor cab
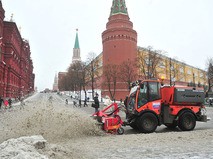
[127,80,162,118]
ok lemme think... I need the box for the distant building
[52,73,58,91]
[0,1,34,98]
[58,72,67,91]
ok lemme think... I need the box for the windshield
[149,82,161,101]
[137,81,160,108]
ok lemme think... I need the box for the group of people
[71,98,89,107]
[0,96,25,110]
[0,96,12,110]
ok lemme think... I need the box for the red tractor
[125,79,209,133]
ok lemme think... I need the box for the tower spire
[110,0,128,16]
[72,29,81,63]
[74,29,80,49]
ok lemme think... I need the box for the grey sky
[2,0,213,91]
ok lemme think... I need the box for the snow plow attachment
[92,103,124,135]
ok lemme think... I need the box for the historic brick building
[0,1,34,98]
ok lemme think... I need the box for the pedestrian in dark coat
[84,99,88,107]
[8,98,12,109]
[0,97,3,109]
[93,93,100,112]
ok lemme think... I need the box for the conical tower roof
[74,29,80,49]
[110,0,128,16]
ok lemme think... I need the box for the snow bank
[0,93,105,144]
[0,135,47,159]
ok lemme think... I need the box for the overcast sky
[2,0,213,91]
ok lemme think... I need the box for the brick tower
[101,0,137,100]
[102,0,137,66]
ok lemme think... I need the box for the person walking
[0,96,3,110]
[93,93,100,113]
[83,98,88,107]
[8,98,12,109]
[65,99,68,105]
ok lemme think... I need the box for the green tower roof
[74,29,80,49]
[110,0,128,16]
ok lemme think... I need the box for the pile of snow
[0,93,105,144]
[0,135,86,159]
[0,135,47,159]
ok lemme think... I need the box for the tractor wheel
[165,121,177,129]
[137,113,158,133]
[129,121,138,130]
[178,112,196,131]
[117,127,124,135]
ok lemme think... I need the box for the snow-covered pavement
[0,93,213,159]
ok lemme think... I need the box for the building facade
[0,1,34,98]
[137,47,207,87]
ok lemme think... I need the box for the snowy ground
[0,93,213,159]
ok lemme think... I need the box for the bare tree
[103,64,119,100]
[85,52,100,98]
[206,57,213,92]
[119,59,137,90]
[67,62,86,103]
[137,46,164,79]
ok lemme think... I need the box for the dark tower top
[110,0,128,16]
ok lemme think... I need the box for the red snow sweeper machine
[92,103,125,135]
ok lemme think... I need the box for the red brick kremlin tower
[102,0,137,65]
[102,0,137,99]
